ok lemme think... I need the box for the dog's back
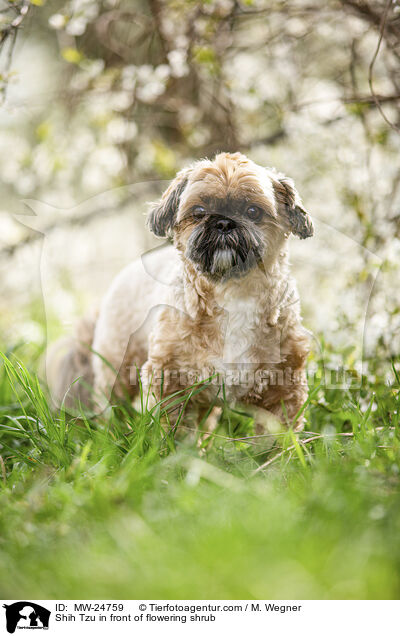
[46,244,179,410]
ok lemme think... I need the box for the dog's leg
[140,304,194,405]
[196,405,222,453]
[255,324,311,431]
[92,353,128,414]
[250,370,309,433]
[92,330,148,413]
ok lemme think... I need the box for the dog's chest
[212,287,261,366]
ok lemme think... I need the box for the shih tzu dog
[49,152,313,433]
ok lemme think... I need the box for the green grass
[0,346,399,599]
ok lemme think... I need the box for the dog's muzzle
[185,215,264,280]
[215,217,236,233]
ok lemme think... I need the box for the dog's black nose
[216,218,236,233]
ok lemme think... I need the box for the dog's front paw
[241,404,283,452]
[140,360,159,401]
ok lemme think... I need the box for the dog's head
[148,152,313,280]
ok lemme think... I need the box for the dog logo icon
[2,602,50,633]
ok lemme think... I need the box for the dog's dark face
[148,152,313,280]
[179,193,269,279]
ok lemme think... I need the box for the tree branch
[0,0,30,104]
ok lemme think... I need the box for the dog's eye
[192,206,207,218]
[246,206,263,222]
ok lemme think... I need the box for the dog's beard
[185,220,265,280]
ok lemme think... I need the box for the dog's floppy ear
[273,175,314,239]
[148,167,191,238]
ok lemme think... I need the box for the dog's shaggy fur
[48,152,313,431]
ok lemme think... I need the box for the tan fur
[49,152,313,433]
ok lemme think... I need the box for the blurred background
[0,0,399,376]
